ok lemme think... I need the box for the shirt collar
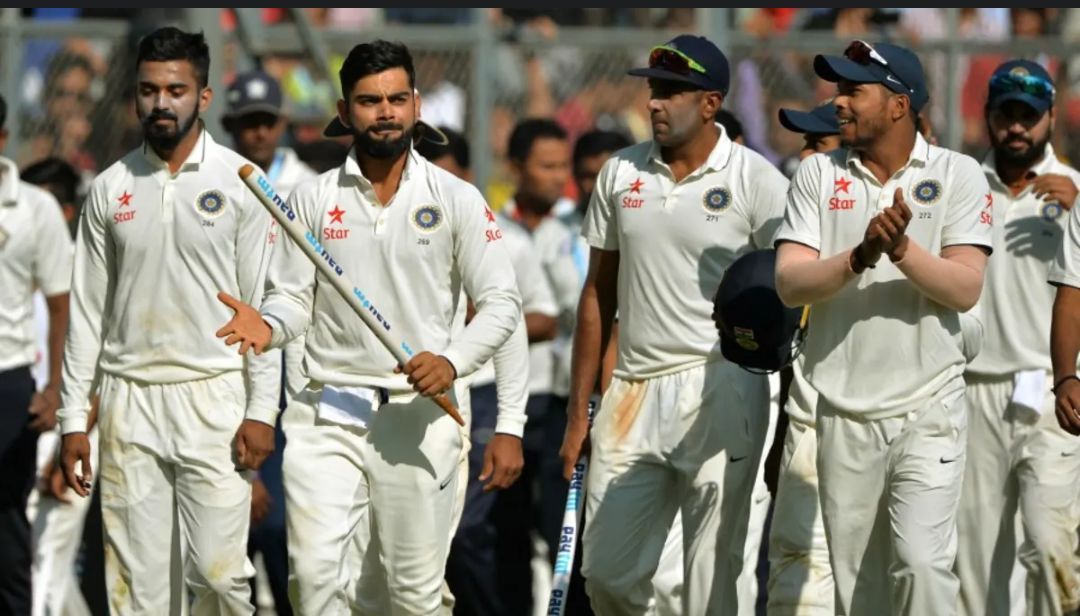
[142,127,210,173]
[647,122,734,175]
[0,156,19,206]
[846,132,932,178]
[340,146,419,190]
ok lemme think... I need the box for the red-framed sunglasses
[843,39,913,92]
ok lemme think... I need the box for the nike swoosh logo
[885,74,903,86]
[439,473,454,491]
[729,455,747,463]
[1063,451,1076,457]
[940,457,958,464]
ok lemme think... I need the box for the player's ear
[198,86,213,115]
[413,87,422,120]
[702,91,723,123]
[336,99,355,134]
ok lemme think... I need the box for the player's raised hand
[1031,173,1079,211]
[881,187,912,260]
[480,434,524,492]
[216,291,271,355]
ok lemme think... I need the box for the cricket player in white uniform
[957,60,1080,616]
[221,68,317,615]
[765,101,840,616]
[775,41,991,616]
[0,92,73,616]
[560,34,789,615]
[216,40,521,615]
[58,28,280,615]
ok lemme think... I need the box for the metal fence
[2,8,1078,200]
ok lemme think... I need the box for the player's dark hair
[572,129,631,171]
[339,40,415,98]
[136,27,210,88]
[508,118,567,164]
[715,109,744,142]
[416,126,470,170]
[0,93,6,129]
[22,157,81,205]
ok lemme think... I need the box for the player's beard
[354,121,414,159]
[141,106,200,153]
[990,123,1051,169]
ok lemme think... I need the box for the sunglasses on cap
[649,45,707,76]
[989,71,1055,102]
[843,39,913,92]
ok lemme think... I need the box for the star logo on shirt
[833,177,852,194]
[985,193,993,207]
[328,205,345,225]
[629,178,644,194]
[484,207,496,224]
[118,191,133,207]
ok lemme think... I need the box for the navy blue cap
[778,102,839,135]
[628,34,730,94]
[987,59,1054,114]
[224,71,283,120]
[814,42,929,113]
[712,249,806,373]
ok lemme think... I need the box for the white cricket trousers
[767,415,834,616]
[97,371,255,616]
[956,374,1080,616]
[582,361,769,615]
[283,383,463,616]
[817,381,967,616]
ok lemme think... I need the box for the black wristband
[1053,375,1080,393]
[850,243,876,274]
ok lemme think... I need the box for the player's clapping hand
[1055,378,1080,436]
[871,187,913,261]
[397,352,457,397]
[480,434,524,492]
[216,292,271,355]
[1030,172,1079,211]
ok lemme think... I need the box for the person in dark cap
[778,101,842,173]
[221,69,316,616]
[960,59,1080,616]
[558,33,790,614]
[774,41,992,615]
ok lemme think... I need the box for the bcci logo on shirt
[702,186,731,214]
[912,179,942,206]
[411,205,443,233]
[1042,202,1065,221]
[195,190,226,218]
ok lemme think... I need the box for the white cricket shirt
[59,129,280,433]
[260,148,521,390]
[471,215,557,389]
[582,125,790,379]
[776,133,992,419]
[0,156,73,373]
[969,145,1080,376]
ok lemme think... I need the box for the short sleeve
[582,157,620,251]
[774,154,824,252]
[941,154,993,252]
